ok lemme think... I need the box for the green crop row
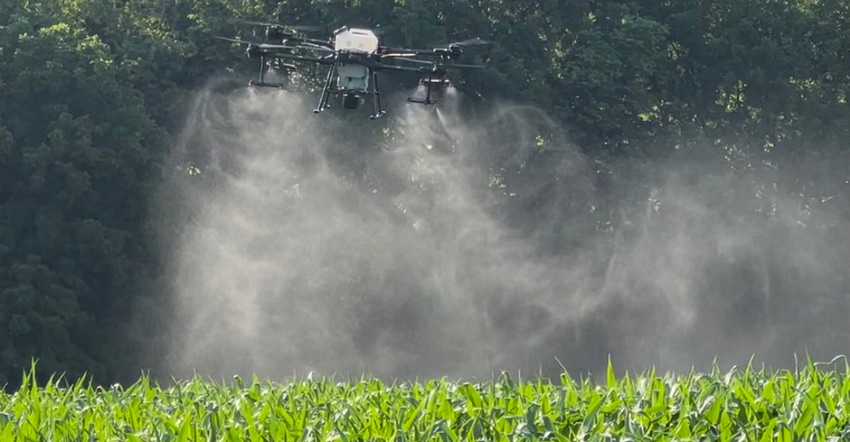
[2,358,850,441]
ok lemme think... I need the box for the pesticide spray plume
[144,81,849,383]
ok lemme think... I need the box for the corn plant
[2,357,850,441]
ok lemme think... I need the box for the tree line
[1,0,847,387]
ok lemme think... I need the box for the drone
[217,21,490,119]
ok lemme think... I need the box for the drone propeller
[273,53,335,65]
[378,37,492,60]
[445,37,492,47]
[293,42,335,53]
[215,36,295,51]
[234,20,323,32]
[393,56,484,69]
[215,36,246,44]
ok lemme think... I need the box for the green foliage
[5,362,850,440]
[0,1,163,389]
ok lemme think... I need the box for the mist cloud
[147,84,849,382]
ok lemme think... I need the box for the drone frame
[311,52,389,119]
[217,25,488,118]
[304,50,453,119]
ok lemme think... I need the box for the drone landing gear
[313,63,336,113]
[369,71,386,120]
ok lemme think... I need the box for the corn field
[2,358,850,441]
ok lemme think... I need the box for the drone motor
[420,77,451,85]
[435,45,463,60]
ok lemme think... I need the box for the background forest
[0,0,848,389]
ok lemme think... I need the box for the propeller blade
[235,20,323,32]
[216,37,300,51]
[215,36,252,44]
[272,53,335,65]
[394,58,483,69]
[400,49,434,54]
[295,42,334,52]
[448,37,492,47]
[424,37,494,52]
[257,43,296,50]
[370,62,431,73]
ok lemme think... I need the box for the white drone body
[334,28,379,91]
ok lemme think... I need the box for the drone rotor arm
[391,57,483,71]
[444,62,485,69]
[303,37,334,47]
[390,57,437,65]
[271,53,335,65]
[379,53,420,58]
[370,62,431,73]
[215,36,256,45]
[294,42,335,52]
[256,43,299,50]
[379,46,439,57]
